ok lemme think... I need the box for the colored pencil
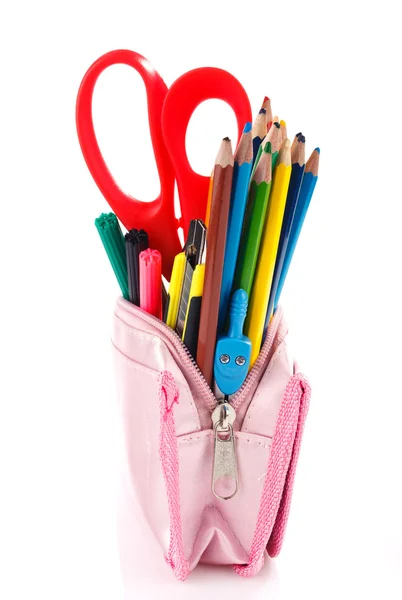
[265,137,306,328]
[250,119,281,181]
[217,122,253,333]
[261,96,273,130]
[245,139,292,367]
[234,142,272,298]
[197,137,234,385]
[280,119,287,142]
[274,148,320,308]
[252,108,267,166]
[205,169,214,227]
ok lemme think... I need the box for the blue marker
[214,289,252,396]
[217,122,253,333]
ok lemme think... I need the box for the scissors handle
[76,49,181,278]
[162,67,252,234]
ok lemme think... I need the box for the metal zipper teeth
[231,306,285,410]
[117,298,283,414]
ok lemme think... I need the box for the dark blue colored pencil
[264,138,306,331]
[252,108,267,166]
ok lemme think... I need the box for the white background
[1,0,401,598]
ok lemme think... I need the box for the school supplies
[164,252,186,328]
[251,108,267,165]
[125,229,148,305]
[214,289,252,396]
[261,96,273,130]
[95,212,128,299]
[76,50,252,277]
[265,136,306,326]
[218,122,253,333]
[139,248,162,318]
[234,142,272,298]
[176,220,206,337]
[245,139,292,367]
[250,120,280,181]
[274,148,320,308]
[182,264,205,358]
[197,138,234,386]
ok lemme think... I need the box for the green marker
[234,143,273,298]
[95,212,129,299]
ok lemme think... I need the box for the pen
[95,212,128,300]
[139,248,162,319]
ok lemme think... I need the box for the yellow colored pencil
[245,138,292,367]
[205,169,214,227]
[279,119,287,142]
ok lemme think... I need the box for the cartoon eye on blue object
[214,289,252,396]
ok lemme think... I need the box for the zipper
[117,298,285,499]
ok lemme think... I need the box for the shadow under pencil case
[112,297,311,580]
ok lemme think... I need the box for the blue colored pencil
[217,122,253,333]
[274,147,320,309]
[252,108,267,166]
[264,137,306,330]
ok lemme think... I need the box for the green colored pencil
[234,143,273,298]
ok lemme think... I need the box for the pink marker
[139,248,162,319]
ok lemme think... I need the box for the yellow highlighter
[245,139,292,367]
[182,264,205,358]
[164,252,186,329]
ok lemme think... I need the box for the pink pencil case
[113,296,311,580]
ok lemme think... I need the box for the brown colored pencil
[196,137,234,385]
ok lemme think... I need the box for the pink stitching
[234,372,310,577]
[158,371,190,581]
[267,374,311,557]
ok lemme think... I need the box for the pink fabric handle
[158,371,190,581]
[234,373,311,577]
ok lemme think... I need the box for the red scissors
[76,50,252,278]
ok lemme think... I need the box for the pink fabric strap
[234,373,311,577]
[158,371,190,581]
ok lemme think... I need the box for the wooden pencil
[196,137,234,385]
[291,132,302,155]
[218,122,253,333]
[261,96,273,129]
[252,108,267,166]
[234,142,273,298]
[274,147,320,307]
[280,120,287,142]
[245,139,292,366]
[250,120,281,180]
[265,137,306,328]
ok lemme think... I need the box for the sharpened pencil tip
[264,96,269,102]
[223,136,231,142]
[315,147,320,153]
[274,122,280,129]
[264,141,272,153]
[243,122,252,133]
[259,108,266,115]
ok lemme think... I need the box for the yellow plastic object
[165,252,186,329]
[182,264,205,340]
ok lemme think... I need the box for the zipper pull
[211,401,238,500]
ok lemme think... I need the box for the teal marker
[217,122,253,333]
[214,289,252,396]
